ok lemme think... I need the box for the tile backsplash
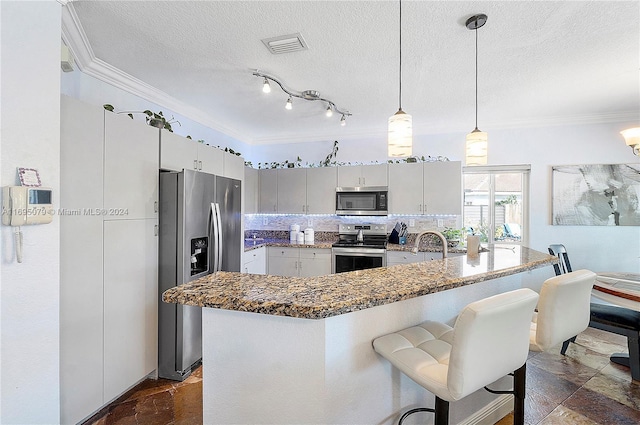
[245,214,460,234]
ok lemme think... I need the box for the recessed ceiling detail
[261,33,308,54]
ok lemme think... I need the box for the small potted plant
[442,227,464,248]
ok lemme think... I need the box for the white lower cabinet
[243,247,266,274]
[103,219,158,402]
[267,247,331,277]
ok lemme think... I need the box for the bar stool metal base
[398,365,526,425]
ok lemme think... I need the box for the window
[463,165,530,245]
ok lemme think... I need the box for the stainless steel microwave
[335,187,388,216]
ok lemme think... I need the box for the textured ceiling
[63,1,640,145]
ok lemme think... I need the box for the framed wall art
[552,163,640,226]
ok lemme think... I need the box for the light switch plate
[409,219,415,227]
[263,217,268,225]
[308,218,313,226]
[437,219,444,227]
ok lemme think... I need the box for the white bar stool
[373,288,539,425]
[529,269,596,353]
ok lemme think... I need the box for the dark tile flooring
[84,327,639,425]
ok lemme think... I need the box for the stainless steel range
[332,223,387,273]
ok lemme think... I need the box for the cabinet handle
[302,205,306,212]
[193,159,198,170]
[423,204,427,213]
[273,205,277,212]
[362,177,365,185]
[154,201,158,213]
[306,205,309,213]
[154,225,159,236]
[198,160,203,170]
[418,204,422,212]
[298,261,302,269]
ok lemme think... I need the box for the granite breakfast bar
[163,246,556,425]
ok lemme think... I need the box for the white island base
[202,275,523,425]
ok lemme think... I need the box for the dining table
[591,272,640,374]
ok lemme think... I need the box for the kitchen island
[163,246,556,424]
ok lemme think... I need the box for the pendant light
[388,0,412,158]
[465,14,488,166]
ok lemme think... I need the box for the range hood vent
[261,33,308,54]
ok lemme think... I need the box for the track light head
[262,78,271,93]
[285,97,293,110]
[340,115,346,126]
[326,105,333,117]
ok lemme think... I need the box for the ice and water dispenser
[190,237,208,275]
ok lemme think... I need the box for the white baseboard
[457,395,514,425]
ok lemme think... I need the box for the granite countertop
[164,246,557,320]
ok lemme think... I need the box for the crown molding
[60,3,252,144]
[60,4,638,148]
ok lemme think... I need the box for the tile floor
[84,327,639,425]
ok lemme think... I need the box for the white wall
[60,70,251,159]
[256,121,640,283]
[0,1,61,423]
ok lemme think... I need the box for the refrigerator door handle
[214,203,223,271]
[209,202,219,273]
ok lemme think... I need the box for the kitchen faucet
[411,230,448,259]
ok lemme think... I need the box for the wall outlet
[437,219,444,228]
[308,218,313,227]
[409,219,415,227]
[263,217,268,226]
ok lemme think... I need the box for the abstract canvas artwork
[552,164,640,226]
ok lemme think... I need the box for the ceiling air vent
[261,33,308,54]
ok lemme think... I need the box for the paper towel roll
[466,235,480,258]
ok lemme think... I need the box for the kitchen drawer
[386,251,424,265]
[268,247,298,258]
[299,248,331,260]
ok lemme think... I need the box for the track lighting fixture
[262,77,271,93]
[465,13,489,166]
[253,70,351,125]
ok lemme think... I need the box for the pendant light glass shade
[388,109,412,157]
[465,128,488,165]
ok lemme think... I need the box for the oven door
[332,247,387,274]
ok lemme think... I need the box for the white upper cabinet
[261,167,337,214]
[159,130,198,172]
[259,169,278,213]
[306,167,337,214]
[388,161,461,215]
[159,131,224,176]
[388,163,423,214]
[197,143,224,175]
[423,161,461,215]
[244,167,259,214]
[104,110,159,220]
[277,168,307,214]
[337,164,388,187]
[223,152,245,180]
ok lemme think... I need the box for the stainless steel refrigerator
[158,169,241,381]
